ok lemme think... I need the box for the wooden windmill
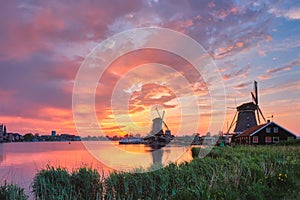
[227,81,266,134]
[152,108,171,136]
[145,107,173,149]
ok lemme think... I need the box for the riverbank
[1,142,300,199]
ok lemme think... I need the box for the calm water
[0,141,192,196]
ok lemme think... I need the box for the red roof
[237,123,268,137]
[237,121,298,138]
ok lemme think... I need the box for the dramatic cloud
[0,0,299,135]
[269,7,300,20]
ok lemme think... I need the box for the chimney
[267,119,270,123]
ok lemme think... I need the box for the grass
[31,165,103,200]
[1,141,299,199]
[103,143,300,199]
[0,181,27,200]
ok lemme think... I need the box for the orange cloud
[265,35,272,42]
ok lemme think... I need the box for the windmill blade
[156,107,162,118]
[227,107,236,110]
[254,80,258,105]
[256,109,261,124]
[161,111,165,120]
[163,121,169,130]
[258,106,266,122]
[227,111,238,134]
[251,92,258,105]
[227,121,237,134]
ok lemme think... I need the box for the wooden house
[235,120,297,145]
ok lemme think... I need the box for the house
[235,120,297,145]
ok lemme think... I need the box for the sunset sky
[0,0,299,137]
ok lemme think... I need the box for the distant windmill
[145,107,173,149]
[227,81,266,134]
[153,107,171,136]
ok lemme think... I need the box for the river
[0,141,192,197]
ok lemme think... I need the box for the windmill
[155,108,171,136]
[227,81,266,134]
[150,108,171,136]
[145,107,173,148]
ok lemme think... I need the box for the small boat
[119,138,146,144]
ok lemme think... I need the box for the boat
[119,138,146,144]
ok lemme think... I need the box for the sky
[0,0,299,137]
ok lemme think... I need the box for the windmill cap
[237,102,257,111]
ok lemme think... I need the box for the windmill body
[151,118,163,136]
[228,81,266,134]
[144,108,174,148]
[234,102,258,133]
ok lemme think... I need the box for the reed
[31,165,103,200]
[104,145,300,199]
[9,142,300,199]
[0,181,28,200]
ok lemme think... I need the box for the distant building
[51,130,56,137]
[235,121,297,145]
[0,124,3,142]
[3,125,6,136]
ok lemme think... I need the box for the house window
[288,137,295,141]
[274,127,278,133]
[247,123,250,127]
[273,136,279,143]
[265,136,272,143]
[266,127,271,133]
[252,136,258,143]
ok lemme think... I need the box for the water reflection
[0,144,5,164]
[0,141,192,197]
[151,148,163,164]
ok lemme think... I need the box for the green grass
[31,165,103,200]
[0,181,28,200]
[103,144,300,199]
[2,142,300,199]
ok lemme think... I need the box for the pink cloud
[259,56,300,80]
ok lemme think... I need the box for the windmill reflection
[149,146,172,171]
[151,147,163,164]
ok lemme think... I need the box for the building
[0,124,3,142]
[235,120,297,145]
[51,130,56,137]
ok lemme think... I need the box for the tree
[23,133,34,141]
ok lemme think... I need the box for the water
[0,141,192,196]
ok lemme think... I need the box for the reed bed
[0,181,27,200]
[1,142,299,199]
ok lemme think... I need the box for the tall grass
[103,145,300,199]
[8,143,299,199]
[31,165,103,200]
[0,181,28,200]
